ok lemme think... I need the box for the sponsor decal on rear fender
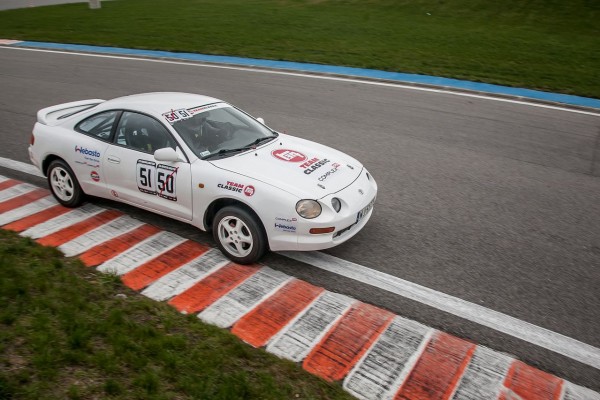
[75,146,100,158]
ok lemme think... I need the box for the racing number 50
[136,160,178,201]
[156,164,177,201]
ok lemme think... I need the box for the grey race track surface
[1,47,599,389]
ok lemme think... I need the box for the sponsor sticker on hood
[272,149,307,162]
[212,134,362,197]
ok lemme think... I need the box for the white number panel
[136,160,178,201]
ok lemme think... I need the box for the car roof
[101,92,224,115]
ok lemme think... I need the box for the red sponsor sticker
[90,171,100,182]
[272,149,307,162]
[244,185,255,197]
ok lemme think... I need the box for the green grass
[0,0,598,98]
[0,230,353,400]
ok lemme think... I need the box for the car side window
[115,111,176,154]
[75,111,119,141]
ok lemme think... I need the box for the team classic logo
[300,157,330,175]
[217,181,255,197]
[243,185,255,197]
[271,149,307,163]
[75,146,101,158]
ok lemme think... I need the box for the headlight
[296,199,322,219]
[331,197,341,213]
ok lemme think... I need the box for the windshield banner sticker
[187,103,228,116]
[136,159,178,201]
[162,109,192,124]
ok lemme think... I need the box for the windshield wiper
[243,134,278,148]
[203,134,278,160]
[202,147,249,160]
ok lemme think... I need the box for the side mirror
[154,147,182,162]
[256,117,265,125]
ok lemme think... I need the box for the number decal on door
[136,160,178,201]
[157,164,177,201]
[137,160,157,194]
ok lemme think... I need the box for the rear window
[75,111,119,142]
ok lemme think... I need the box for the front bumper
[269,168,377,251]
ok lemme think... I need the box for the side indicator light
[309,227,335,234]
[30,133,35,146]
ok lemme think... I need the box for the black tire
[46,159,85,207]
[212,206,267,264]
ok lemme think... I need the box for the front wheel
[213,206,267,264]
[47,159,84,207]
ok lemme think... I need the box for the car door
[103,111,193,221]
[70,110,119,197]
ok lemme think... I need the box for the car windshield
[168,103,277,159]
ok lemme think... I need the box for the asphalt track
[0,46,599,390]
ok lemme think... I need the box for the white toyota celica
[29,93,377,263]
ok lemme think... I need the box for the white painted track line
[0,156,43,177]
[1,47,599,117]
[2,158,600,370]
[1,171,600,397]
[281,251,600,370]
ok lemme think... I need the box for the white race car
[29,93,377,263]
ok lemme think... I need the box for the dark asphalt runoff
[1,47,599,389]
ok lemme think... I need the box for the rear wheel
[213,206,267,264]
[47,159,84,207]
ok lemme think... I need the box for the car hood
[209,133,363,199]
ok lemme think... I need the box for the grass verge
[0,0,598,98]
[0,230,353,400]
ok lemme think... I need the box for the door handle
[107,156,121,164]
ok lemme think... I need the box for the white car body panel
[29,93,377,253]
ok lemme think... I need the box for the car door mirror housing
[154,147,182,162]
[256,117,265,125]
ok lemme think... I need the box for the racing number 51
[136,160,177,200]
[137,160,157,194]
